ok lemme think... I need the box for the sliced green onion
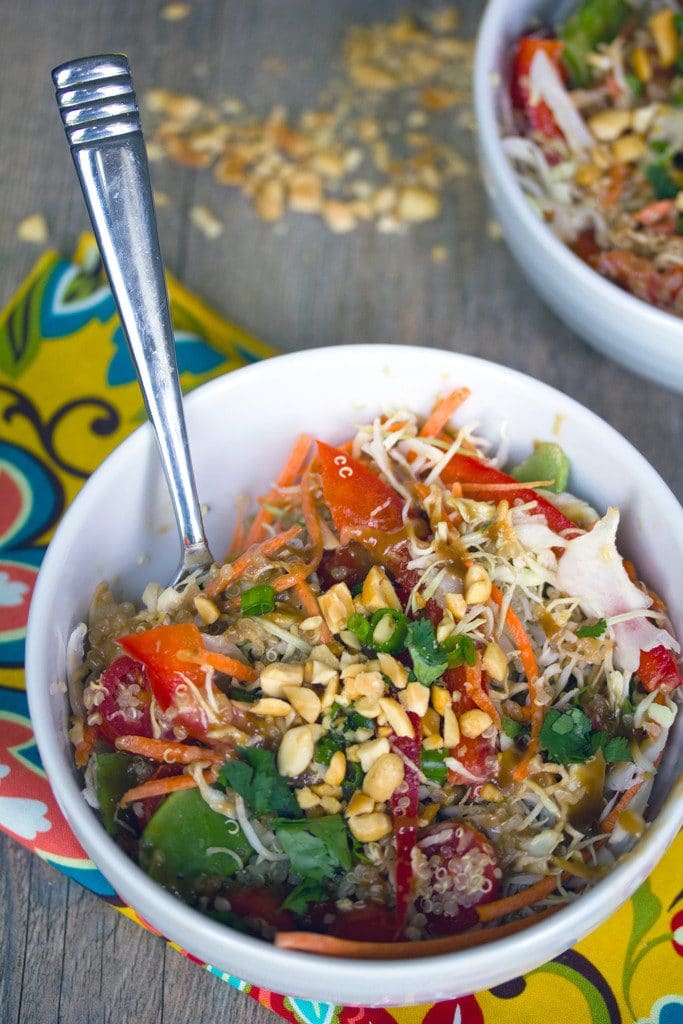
[240,584,276,617]
[420,747,449,785]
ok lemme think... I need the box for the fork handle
[52,54,212,579]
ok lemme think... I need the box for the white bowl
[474,0,683,393]
[26,345,683,1006]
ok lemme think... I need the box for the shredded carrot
[633,198,675,225]
[300,465,323,551]
[243,434,312,546]
[476,874,560,922]
[419,387,471,438]
[181,648,258,683]
[490,584,542,782]
[601,162,627,210]
[114,735,224,764]
[204,523,302,597]
[267,467,324,594]
[119,767,218,807]
[460,480,554,494]
[295,579,333,644]
[74,723,96,768]
[227,494,248,557]
[275,906,559,960]
[414,482,431,500]
[601,780,645,834]
[465,655,501,730]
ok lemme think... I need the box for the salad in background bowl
[26,346,683,1005]
[474,0,683,391]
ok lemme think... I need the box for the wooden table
[1,2,681,1022]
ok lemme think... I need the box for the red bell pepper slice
[638,646,682,693]
[317,441,424,602]
[390,711,421,937]
[441,452,577,537]
[511,37,565,139]
[444,667,498,788]
[118,623,211,737]
[317,441,405,536]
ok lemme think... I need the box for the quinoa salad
[66,387,682,957]
[502,0,683,316]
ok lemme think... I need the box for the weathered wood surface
[0,1,680,1021]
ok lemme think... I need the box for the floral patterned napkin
[0,239,681,1024]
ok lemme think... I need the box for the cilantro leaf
[540,707,633,765]
[220,747,299,818]
[441,633,477,668]
[280,878,329,915]
[540,707,595,763]
[406,618,448,685]
[347,612,372,646]
[576,618,607,639]
[421,747,449,785]
[274,814,353,881]
[501,715,525,739]
[603,736,633,764]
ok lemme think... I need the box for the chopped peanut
[356,736,391,772]
[482,642,508,683]
[443,705,460,746]
[377,651,408,688]
[464,564,492,606]
[362,752,405,802]
[378,697,415,738]
[325,750,347,786]
[445,592,467,620]
[296,786,320,810]
[260,662,304,696]
[348,811,393,843]
[423,733,444,751]
[399,681,430,717]
[277,725,316,776]
[283,685,321,724]
[431,686,451,716]
[459,709,493,739]
[361,566,402,612]
[345,791,375,817]
[251,697,292,717]
[194,594,220,624]
[649,8,679,67]
[319,582,355,633]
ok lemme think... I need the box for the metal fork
[52,54,214,586]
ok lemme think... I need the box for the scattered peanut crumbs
[144,9,474,235]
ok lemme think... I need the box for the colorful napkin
[0,240,681,1024]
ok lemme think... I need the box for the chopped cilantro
[625,72,642,98]
[280,878,329,915]
[576,618,607,639]
[441,633,477,669]
[602,735,632,764]
[219,747,299,818]
[344,709,375,733]
[501,715,525,740]
[274,814,353,881]
[314,735,342,766]
[644,163,679,201]
[406,618,449,685]
[226,686,259,703]
[347,612,372,646]
[540,707,632,765]
[342,760,363,800]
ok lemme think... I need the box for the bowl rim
[473,0,683,340]
[25,343,683,1000]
